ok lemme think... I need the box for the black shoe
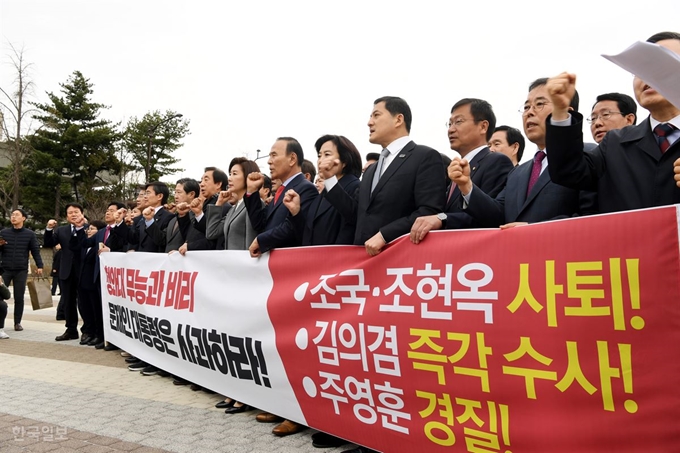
[79,335,92,345]
[224,404,250,414]
[103,343,119,351]
[341,448,377,453]
[128,361,148,371]
[215,399,235,409]
[87,337,101,346]
[172,377,190,385]
[140,366,159,376]
[312,432,348,448]
[202,387,216,394]
[157,369,171,377]
[94,341,106,349]
[55,330,78,341]
[125,356,140,363]
[190,384,202,391]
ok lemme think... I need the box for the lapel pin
[472,166,477,170]
[399,154,406,158]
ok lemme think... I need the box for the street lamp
[146,113,183,183]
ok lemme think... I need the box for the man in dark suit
[113,182,175,253]
[242,138,318,435]
[410,98,513,243]
[72,201,126,348]
[489,125,525,166]
[44,202,88,341]
[588,93,637,144]
[546,32,680,213]
[144,178,203,253]
[325,96,447,257]
[245,137,319,257]
[449,78,596,227]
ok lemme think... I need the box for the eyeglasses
[587,111,623,123]
[519,100,551,115]
[446,118,468,129]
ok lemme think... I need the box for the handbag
[27,277,54,310]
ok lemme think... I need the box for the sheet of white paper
[602,40,680,109]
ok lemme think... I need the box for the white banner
[100,250,306,424]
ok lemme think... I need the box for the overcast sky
[1,0,677,179]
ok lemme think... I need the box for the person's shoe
[125,356,140,364]
[156,369,171,377]
[256,412,283,423]
[172,377,190,385]
[140,366,159,376]
[127,361,148,371]
[14,324,23,331]
[120,351,132,358]
[94,341,106,349]
[272,420,304,436]
[79,335,92,345]
[189,384,202,391]
[312,432,348,448]
[215,399,235,409]
[55,330,78,341]
[87,337,101,346]
[103,343,119,351]
[0,329,9,339]
[224,404,251,414]
[202,387,215,394]
[341,447,378,453]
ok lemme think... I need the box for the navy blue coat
[244,173,319,252]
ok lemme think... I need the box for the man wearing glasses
[447,78,596,227]
[588,93,637,143]
[410,98,513,243]
[546,31,680,214]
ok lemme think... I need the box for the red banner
[267,206,680,452]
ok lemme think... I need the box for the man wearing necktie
[44,202,88,341]
[323,96,447,258]
[72,201,126,349]
[245,137,318,258]
[448,78,596,227]
[546,31,680,213]
[410,98,513,244]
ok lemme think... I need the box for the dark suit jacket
[113,208,175,253]
[71,225,123,285]
[69,231,99,290]
[463,152,596,227]
[546,112,680,213]
[326,140,446,244]
[291,173,360,246]
[444,147,513,229]
[244,173,318,252]
[44,225,85,280]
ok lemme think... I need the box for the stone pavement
[0,296,359,453]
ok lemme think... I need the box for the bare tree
[0,43,37,211]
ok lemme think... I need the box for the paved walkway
[0,296,354,453]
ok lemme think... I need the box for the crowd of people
[0,30,679,453]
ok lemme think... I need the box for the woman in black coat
[284,134,362,245]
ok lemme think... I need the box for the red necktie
[654,123,677,153]
[526,151,546,196]
[274,185,286,204]
[446,183,458,203]
[103,225,111,244]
